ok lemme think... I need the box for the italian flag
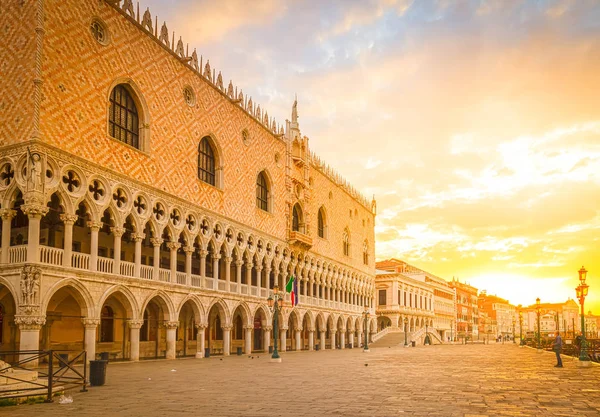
[286,276,298,306]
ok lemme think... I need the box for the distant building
[520,299,579,339]
[478,292,516,341]
[448,278,479,341]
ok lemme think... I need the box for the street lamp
[576,266,590,363]
[403,317,409,347]
[362,307,370,353]
[518,311,523,346]
[512,318,516,344]
[424,321,430,345]
[536,297,541,350]
[267,285,284,363]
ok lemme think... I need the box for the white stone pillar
[295,329,302,351]
[349,331,354,348]
[358,331,363,348]
[128,319,144,362]
[256,266,263,291]
[165,321,178,360]
[111,227,125,275]
[195,324,206,358]
[199,249,207,287]
[60,214,77,267]
[88,221,102,272]
[330,330,337,350]
[246,264,253,288]
[340,331,346,349]
[280,328,287,352]
[132,233,144,278]
[265,267,272,291]
[23,204,48,263]
[244,326,252,354]
[212,255,220,289]
[223,326,231,356]
[308,330,314,351]
[0,209,15,264]
[236,260,243,292]
[151,238,163,280]
[184,246,194,286]
[167,242,180,283]
[263,327,272,352]
[320,330,326,350]
[15,315,45,367]
[82,318,99,363]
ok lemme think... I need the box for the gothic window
[256,171,269,212]
[109,84,140,149]
[292,204,302,232]
[342,229,350,256]
[378,290,386,306]
[198,137,216,186]
[318,207,325,238]
[363,240,369,265]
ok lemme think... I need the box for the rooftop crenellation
[105,0,285,138]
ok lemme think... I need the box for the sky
[142,0,600,311]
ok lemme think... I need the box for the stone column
[246,264,253,289]
[280,327,287,352]
[128,319,144,362]
[132,233,145,278]
[212,255,220,289]
[165,321,178,360]
[308,330,314,351]
[349,331,354,348]
[22,204,49,263]
[265,267,272,291]
[0,209,15,264]
[88,221,102,272]
[330,330,337,350]
[199,249,207,287]
[150,238,163,280]
[357,331,362,348]
[183,246,194,286]
[224,256,232,288]
[167,242,180,283]
[222,326,232,356]
[195,324,206,358]
[235,260,243,292]
[244,326,252,355]
[256,266,263,291]
[60,213,77,267]
[295,329,302,351]
[320,330,326,350]
[82,318,99,363]
[263,326,272,352]
[15,315,45,367]
[340,330,346,349]
[111,227,125,275]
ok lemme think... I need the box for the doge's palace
[0,0,377,364]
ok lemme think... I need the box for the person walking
[553,332,563,368]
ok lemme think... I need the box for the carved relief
[20,265,41,305]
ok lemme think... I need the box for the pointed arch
[176,295,205,325]
[42,278,95,318]
[140,290,176,322]
[107,78,150,151]
[317,205,327,239]
[256,170,272,212]
[207,298,230,325]
[198,135,223,188]
[97,284,139,320]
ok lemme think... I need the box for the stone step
[0,370,39,386]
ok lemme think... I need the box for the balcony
[288,230,313,249]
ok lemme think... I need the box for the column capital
[166,242,181,251]
[87,221,103,231]
[59,213,78,224]
[0,208,16,220]
[296,327,303,332]
[128,319,145,329]
[195,323,207,330]
[183,245,195,254]
[110,226,126,237]
[199,249,208,257]
[243,325,254,330]
[234,259,243,267]
[150,237,164,247]
[82,318,101,329]
[212,254,221,261]
[21,203,49,218]
[221,325,233,331]
[164,321,179,329]
[15,315,46,330]
[131,233,146,242]
[245,263,253,270]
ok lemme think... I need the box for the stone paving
[6,343,600,417]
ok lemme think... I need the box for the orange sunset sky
[145,0,600,311]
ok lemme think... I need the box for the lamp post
[403,317,409,347]
[512,318,516,344]
[362,307,370,353]
[424,321,430,345]
[450,321,453,343]
[576,266,590,363]
[267,285,284,363]
[536,297,541,350]
[518,311,523,346]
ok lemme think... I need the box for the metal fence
[0,350,87,403]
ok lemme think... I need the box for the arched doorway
[207,302,226,355]
[326,316,333,349]
[97,290,134,361]
[377,316,392,332]
[231,305,246,355]
[287,312,298,351]
[139,296,169,359]
[252,307,266,352]
[301,313,311,350]
[0,282,17,361]
[177,300,198,357]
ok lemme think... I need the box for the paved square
[7,344,600,417]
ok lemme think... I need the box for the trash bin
[236,347,243,356]
[268,346,273,354]
[100,352,109,361]
[204,348,210,358]
[58,353,69,369]
[315,344,320,351]
[411,341,416,347]
[89,360,108,386]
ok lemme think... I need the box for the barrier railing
[0,350,87,403]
